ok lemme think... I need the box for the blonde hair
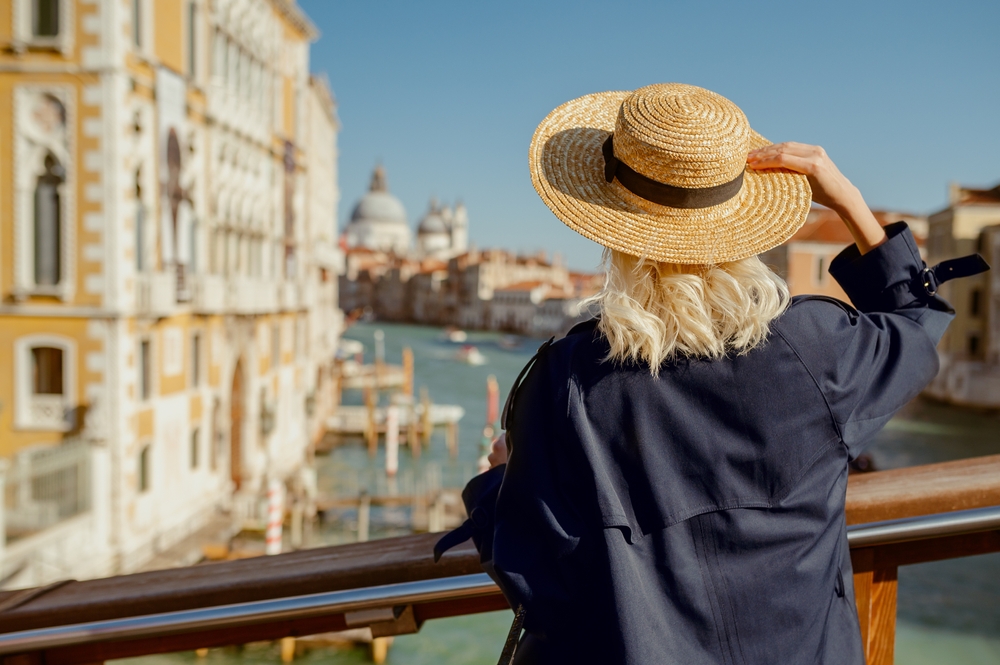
[588,249,789,375]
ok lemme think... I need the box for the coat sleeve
[777,222,955,458]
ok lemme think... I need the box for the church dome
[349,166,407,226]
[418,213,448,234]
[344,166,411,254]
[418,199,449,235]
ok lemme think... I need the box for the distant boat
[455,345,487,365]
[441,327,468,343]
[498,335,521,350]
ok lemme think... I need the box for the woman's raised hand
[747,142,887,254]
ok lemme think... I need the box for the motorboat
[455,345,487,365]
[440,326,468,343]
[498,335,521,350]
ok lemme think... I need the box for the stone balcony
[190,274,227,314]
[227,279,277,315]
[135,272,176,318]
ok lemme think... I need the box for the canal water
[120,322,1000,665]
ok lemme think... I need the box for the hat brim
[529,91,812,264]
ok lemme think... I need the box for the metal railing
[0,503,997,657]
[0,574,496,654]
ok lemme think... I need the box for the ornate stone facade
[0,0,342,588]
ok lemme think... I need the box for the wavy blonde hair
[588,249,789,375]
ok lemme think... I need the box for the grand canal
[121,322,1000,665]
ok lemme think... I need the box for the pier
[326,342,468,461]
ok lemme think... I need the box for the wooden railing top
[845,454,1000,525]
[2,454,1000,636]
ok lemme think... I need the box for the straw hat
[529,83,811,264]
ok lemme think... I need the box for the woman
[436,84,985,664]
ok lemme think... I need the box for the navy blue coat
[447,224,961,664]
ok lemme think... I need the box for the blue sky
[300,0,1000,271]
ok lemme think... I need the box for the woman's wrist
[834,187,887,255]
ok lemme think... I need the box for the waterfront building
[924,181,1000,406]
[0,0,343,587]
[339,240,588,335]
[338,165,591,334]
[760,207,926,299]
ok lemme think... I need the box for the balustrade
[0,455,998,665]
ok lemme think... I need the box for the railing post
[851,547,898,665]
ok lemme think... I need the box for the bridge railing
[2,455,999,665]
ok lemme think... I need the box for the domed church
[344,166,469,259]
[343,166,412,254]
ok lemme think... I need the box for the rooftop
[790,208,925,246]
[953,182,1000,205]
[495,280,548,292]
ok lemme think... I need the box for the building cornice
[268,0,319,41]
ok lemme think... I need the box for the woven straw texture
[529,83,812,264]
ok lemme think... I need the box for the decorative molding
[13,333,78,431]
[13,84,78,302]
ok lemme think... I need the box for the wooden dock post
[358,492,371,543]
[364,386,378,457]
[385,406,400,477]
[290,502,304,550]
[371,637,390,664]
[374,329,385,391]
[280,637,296,663]
[446,421,458,459]
[402,347,414,398]
[407,403,420,457]
[428,492,445,533]
[420,387,433,445]
[486,375,500,428]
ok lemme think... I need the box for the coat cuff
[829,222,940,313]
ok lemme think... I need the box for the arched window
[34,153,64,286]
[32,0,60,37]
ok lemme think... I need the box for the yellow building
[924,182,1000,406]
[0,0,343,586]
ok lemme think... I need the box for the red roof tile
[789,208,924,246]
